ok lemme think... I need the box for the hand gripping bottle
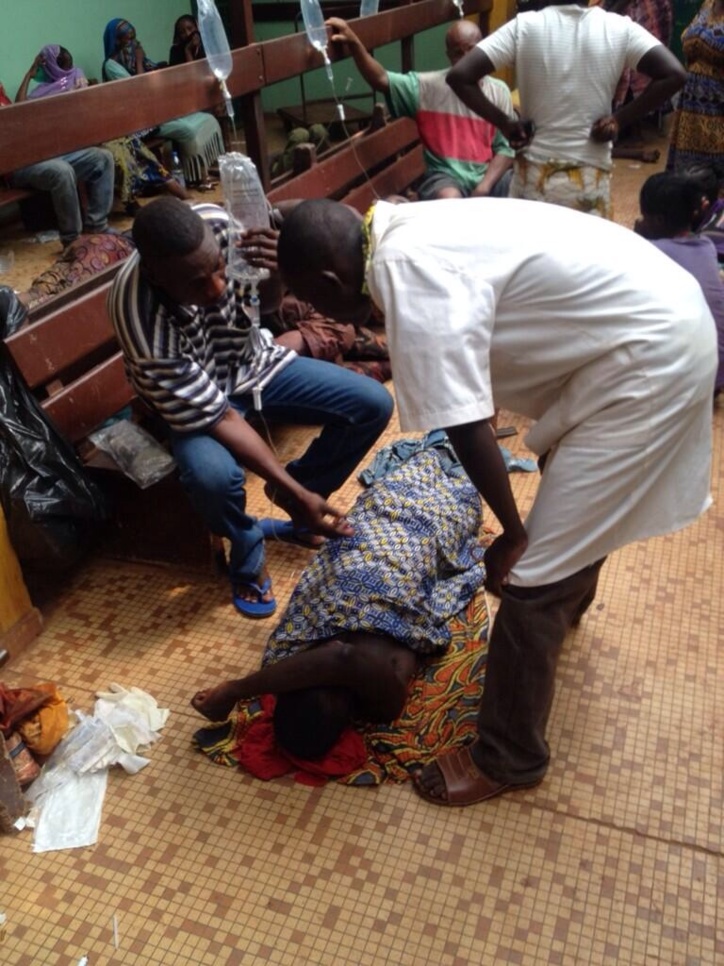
[218,152,270,284]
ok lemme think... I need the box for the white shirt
[368,199,715,584]
[477,5,660,170]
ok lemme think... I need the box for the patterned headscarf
[28,44,87,99]
[103,18,157,77]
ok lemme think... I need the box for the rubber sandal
[258,518,324,549]
[232,576,276,619]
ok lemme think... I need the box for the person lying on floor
[192,449,486,761]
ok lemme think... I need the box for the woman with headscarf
[169,14,232,150]
[102,17,224,186]
[19,44,187,216]
[7,45,115,248]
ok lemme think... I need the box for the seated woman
[635,170,724,394]
[103,18,225,187]
[15,44,188,217]
[168,14,232,151]
[192,449,487,761]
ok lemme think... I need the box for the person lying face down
[192,449,486,760]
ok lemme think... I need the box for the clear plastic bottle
[197,0,233,80]
[300,0,328,52]
[218,153,270,284]
[359,0,380,16]
[171,151,186,190]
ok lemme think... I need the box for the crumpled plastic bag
[88,420,176,489]
[94,683,170,755]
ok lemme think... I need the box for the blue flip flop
[258,517,323,549]
[232,577,277,619]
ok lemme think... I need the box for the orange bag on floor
[16,683,69,757]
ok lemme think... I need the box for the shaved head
[445,20,482,63]
[277,199,370,324]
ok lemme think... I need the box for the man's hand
[500,118,534,151]
[240,227,280,273]
[590,114,619,143]
[326,17,361,49]
[484,530,529,597]
[265,482,354,540]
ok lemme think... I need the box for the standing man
[326,17,515,200]
[275,196,715,805]
[446,0,686,216]
[109,198,393,619]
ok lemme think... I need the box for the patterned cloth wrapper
[192,586,488,786]
[266,449,486,660]
[511,156,612,220]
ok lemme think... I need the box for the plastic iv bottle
[171,151,186,190]
[300,0,328,53]
[218,153,270,283]
[359,0,379,16]
[197,0,233,80]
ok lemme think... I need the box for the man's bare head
[445,20,483,65]
[277,198,370,324]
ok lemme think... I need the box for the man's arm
[326,17,390,93]
[447,48,532,149]
[471,150,514,197]
[445,420,528,594]
[590,45,686,142]
[211,406,353,538]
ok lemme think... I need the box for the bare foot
[191,682,242,721]
[235,564,275,606]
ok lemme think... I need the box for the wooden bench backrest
[0,0,491,187]
[4,265,132,445]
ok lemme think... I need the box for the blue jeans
[171,357,394,584]
[12,148,115,245]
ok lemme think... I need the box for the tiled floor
[2,127,723,965]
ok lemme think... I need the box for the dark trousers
[475,558,606,785]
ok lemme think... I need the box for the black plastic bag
[0,287,107,572]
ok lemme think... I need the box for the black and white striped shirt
[108,203,294,433]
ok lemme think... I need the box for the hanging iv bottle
[219,153,270,284]
[300,0,334,80]
[300,0,328,52]
[197,0,233,80]
[359,0,379,16]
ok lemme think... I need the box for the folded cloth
[0,683,57,737]
[17,683,70,756]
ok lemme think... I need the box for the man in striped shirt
[109,198,393,618]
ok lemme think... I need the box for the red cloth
[234,694,367,786]
[0,683,56,737]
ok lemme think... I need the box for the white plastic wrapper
[88,420,176,489]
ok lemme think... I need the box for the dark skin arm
[15,53,42,103]
[326,18,390,93]
[210,407,354,539]
[471,151,514,197]
[193,632,417,722]
[446,49,532,149]
[445,419,528,595]
[590,46,686,142]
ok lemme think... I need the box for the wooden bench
[0,0,490,575]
